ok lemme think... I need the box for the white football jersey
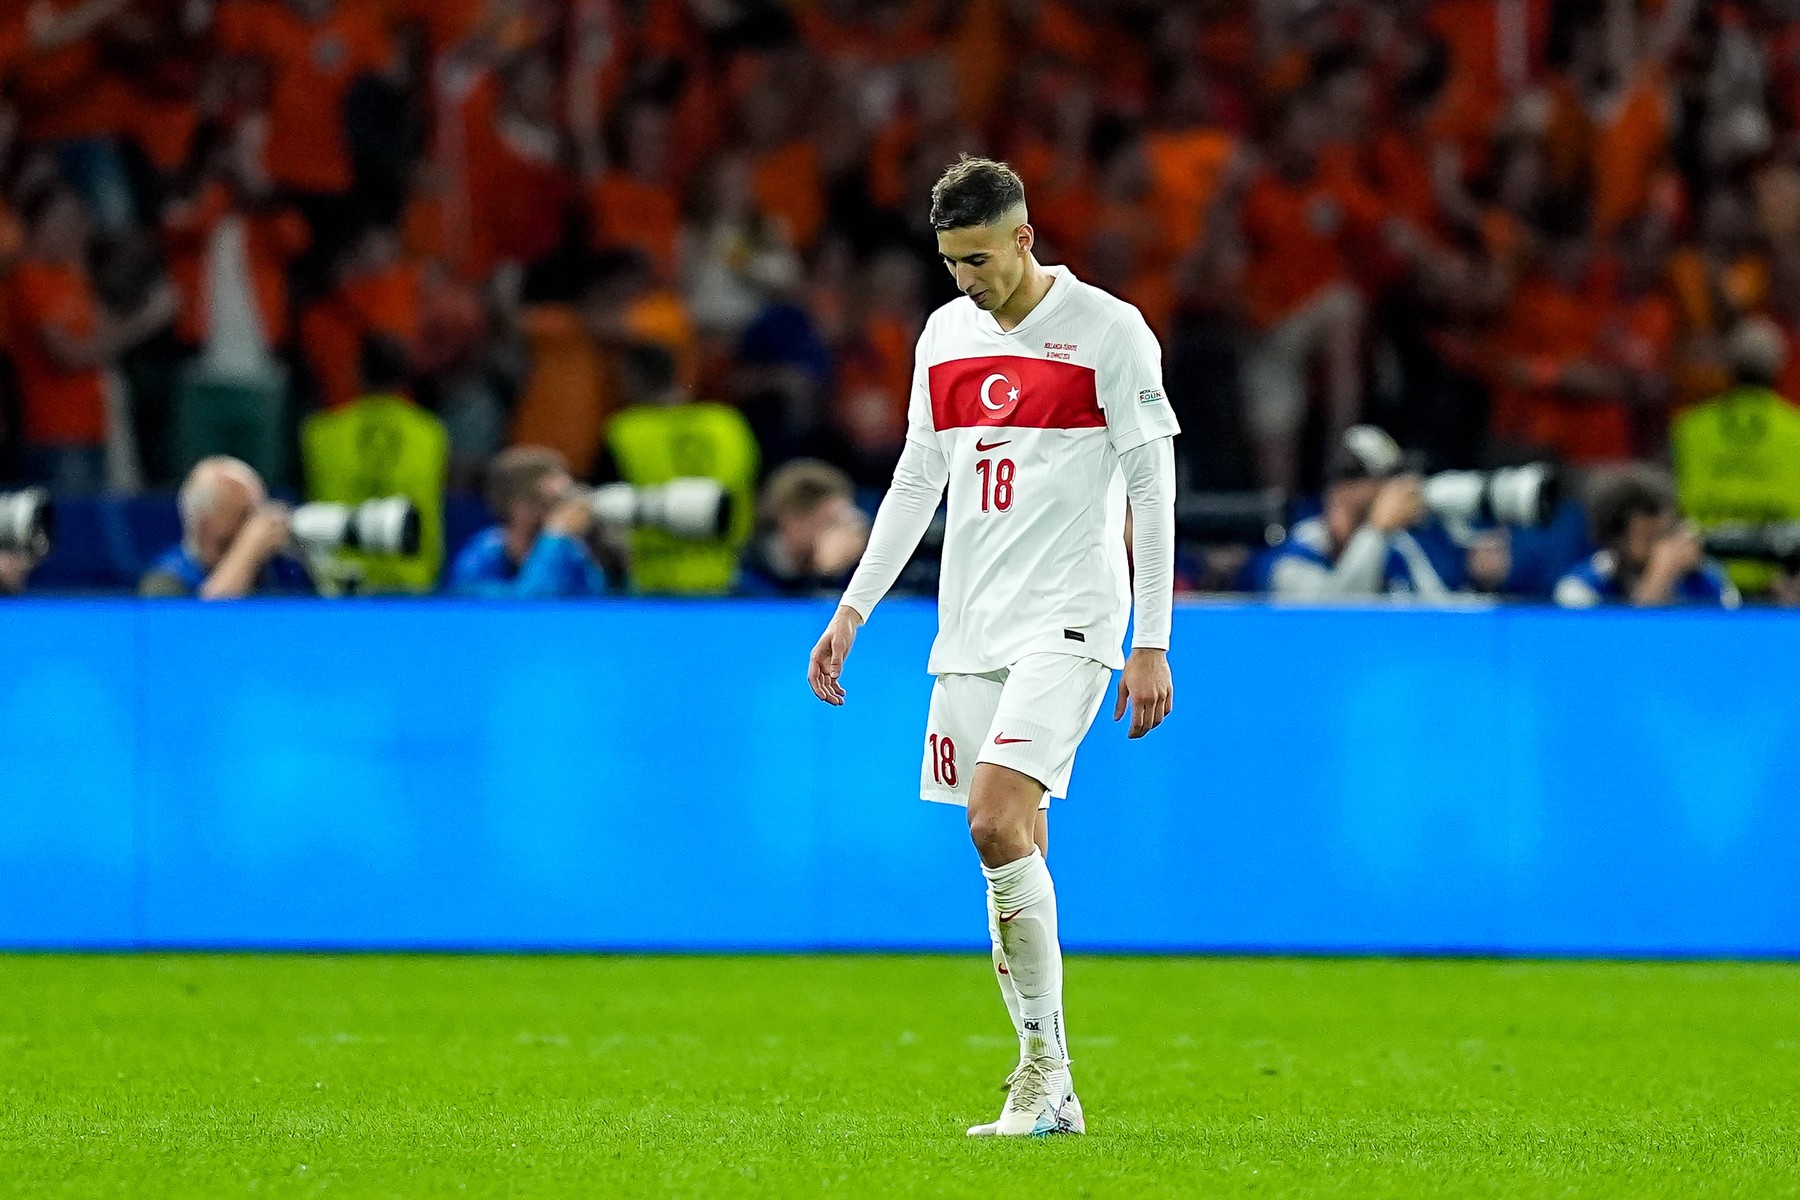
[909,265,1180,674]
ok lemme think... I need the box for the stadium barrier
[2,599,1795,956]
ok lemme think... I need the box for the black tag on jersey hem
[1063,629,1085,643]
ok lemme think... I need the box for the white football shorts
[918,651,1114,808]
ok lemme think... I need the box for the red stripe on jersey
[928,355,1102,430]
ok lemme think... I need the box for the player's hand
[1114,647,1172,739]
[808,604,862,706]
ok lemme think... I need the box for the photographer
[140,457,312,598]
[1261,427,1459,601]
[1672,317,1800,600]
[1555,466,1740,609]
[448,446,608,598]
[738,459,871,596]
[603,343,757,595]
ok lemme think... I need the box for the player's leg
[984,807,1049,1094]
[966,763,1067,1136]
[918,672,1026,1051]
[964,654,1111,1137]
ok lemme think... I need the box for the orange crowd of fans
[0,0,1793,499]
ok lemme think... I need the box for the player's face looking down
[938,211,1033,315]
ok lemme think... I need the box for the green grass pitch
[2,955,1797,1198]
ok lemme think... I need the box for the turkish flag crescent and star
[928,355,1103,431]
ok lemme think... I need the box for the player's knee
[967,805,1027,864]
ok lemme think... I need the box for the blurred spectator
[738,457,868,597]
[215,0,397,268]
[1260,426,1452,602]
[681,152,802,343]
[1672,317,1800,598]
[456,46,576,282]
[584,101,681,281]
[140,454,310,598]
[1555,465,1739,609]
[300,335,447,594]
[448,444,606,599]
[504,249,656,484]
[301,226,422,411]
[1667,188,1769,411]
[1235,88,1379,493]
[8,0,140,229]
[1490,205,1663,465]
[162,123,310,490]
[603,343,757,596]
[1,0,1798,607]
[7,182,177,494]
[827,249,921,484]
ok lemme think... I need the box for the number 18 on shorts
[918,652,1114,808]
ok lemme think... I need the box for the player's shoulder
[1062,273,1157,345]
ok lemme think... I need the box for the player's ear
[1016,222,1034,256]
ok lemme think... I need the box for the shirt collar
[979,263,1075,338]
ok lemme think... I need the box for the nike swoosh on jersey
[993,734,1031,745]
[975,438,1011,452]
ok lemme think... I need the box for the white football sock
[986,896,1025,1048]
[982,849,1070,1095]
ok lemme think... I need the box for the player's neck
[992,257,1054,332]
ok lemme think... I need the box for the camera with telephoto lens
[1422,464,1559,528]
[588,478,733,540]
[1169,467,1557,552]
[290,497,422,556]
[0,487,53,556]
[1338,426,1557,531]
[1701,522,1800,572]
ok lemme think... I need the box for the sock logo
[1023,1019,1041,1032]
[998,909,1024,923]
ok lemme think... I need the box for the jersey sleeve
[838,436,948,622]
[1099,307,1181,455]
[904,319,940,450]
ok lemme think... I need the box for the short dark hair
[1587,465,1675,547]
[486,445,570,517]
[929,156,1026,231]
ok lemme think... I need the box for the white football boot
[965,1055,1085,1137]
